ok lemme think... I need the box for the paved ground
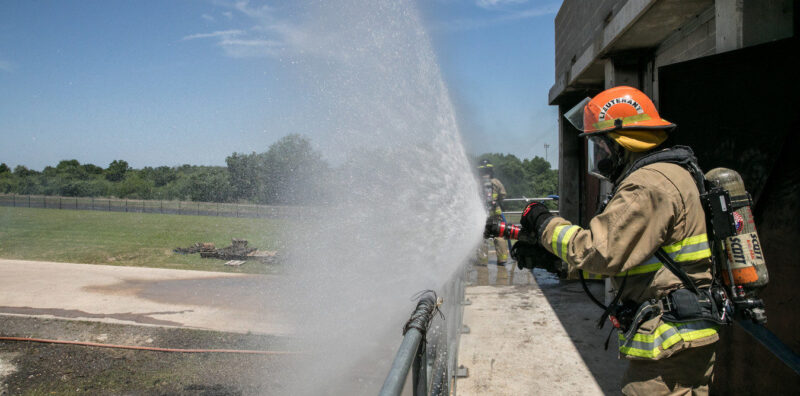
[0,259,292,335]
[457,264,627,395]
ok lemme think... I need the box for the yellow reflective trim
[615,262,663,277]
[680,327,719,341]
[674,249,712,262]
[619,323,718,359]
[618,345,658,359]
[582,272,605,280]
[551,225,567,254]
[621,322,717,344]
[619,332,682,359]
[626,323,675,343]
[561,226,580,261]
[591,113,652,130]
[663,234,709,253]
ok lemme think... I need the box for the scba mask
[587,134,623,181]
[564,86,676,181]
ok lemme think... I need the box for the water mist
[281,1,486,393]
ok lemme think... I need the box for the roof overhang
[549,0,713,105]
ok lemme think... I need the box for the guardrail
[379,267,467,396]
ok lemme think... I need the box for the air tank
[705,168,769,294]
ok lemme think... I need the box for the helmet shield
[587,135,617,180]
[564,97,591,132]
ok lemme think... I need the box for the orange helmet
[566,87,676,179]
[566,86,675,136]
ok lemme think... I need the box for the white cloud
[436,3,559,31]
[218,38,283,58]
[232,0,273,20]
[202,14,215,22]
[181,1,296,59]
[0,59,13,72]
[476,0,529,9]
[181,29,244,41]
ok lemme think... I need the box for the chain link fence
[0,194,302,219]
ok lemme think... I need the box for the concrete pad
[457,268,627,395]
[0,259,291,335]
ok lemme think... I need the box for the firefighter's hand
[484,217,502,239]
[520,202,553,238]
[511,241,563,275]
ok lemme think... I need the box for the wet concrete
[0,259,291,335]
[467,262,538,286]
[0,306,187,327]
[458,258,627,395]
[84,276,282,311]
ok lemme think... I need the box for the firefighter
[487,86,719,395]
[477,160,509,267]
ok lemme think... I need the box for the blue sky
[0,0,561,170]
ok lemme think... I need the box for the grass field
[0,206,287,274]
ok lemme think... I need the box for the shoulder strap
[654,249,700,294]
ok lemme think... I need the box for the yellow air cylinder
[705,168,769,293]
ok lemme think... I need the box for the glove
[511,241,564,276]
[520,202,554,240]
[484,217,501,239]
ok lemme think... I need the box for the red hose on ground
[0,336,299,355]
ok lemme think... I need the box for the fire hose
[0,336,299,355]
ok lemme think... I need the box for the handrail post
[379,294,437,396]
[413,341,427,396]
[379,327,424,396]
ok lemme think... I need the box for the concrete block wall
[652,6,716,105]
[743,0,794,47]
[554,0,627,82]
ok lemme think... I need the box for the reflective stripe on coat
[541,162,718,360]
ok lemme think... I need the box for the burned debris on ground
[174,239,279,266]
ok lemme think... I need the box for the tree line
[0,134,557,205]
[471,153,559,210]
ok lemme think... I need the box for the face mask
[587,135,621,181]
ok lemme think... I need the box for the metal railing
[379,293,437,396]
[379,267,467,396]
[501,195,559,216]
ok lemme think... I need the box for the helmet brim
[578,121,676,137]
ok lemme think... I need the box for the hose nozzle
[484,217,521,239]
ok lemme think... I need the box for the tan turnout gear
[478,177,509,265]
[487,178,506,216]
[622,343,716,395]
[540,162,719,361]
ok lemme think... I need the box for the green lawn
[0,206,287,274]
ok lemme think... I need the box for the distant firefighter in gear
[476,160,509,266]
[486,86,720,395]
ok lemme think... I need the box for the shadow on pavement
[532,270,627,393]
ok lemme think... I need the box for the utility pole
[544,143,551,163]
